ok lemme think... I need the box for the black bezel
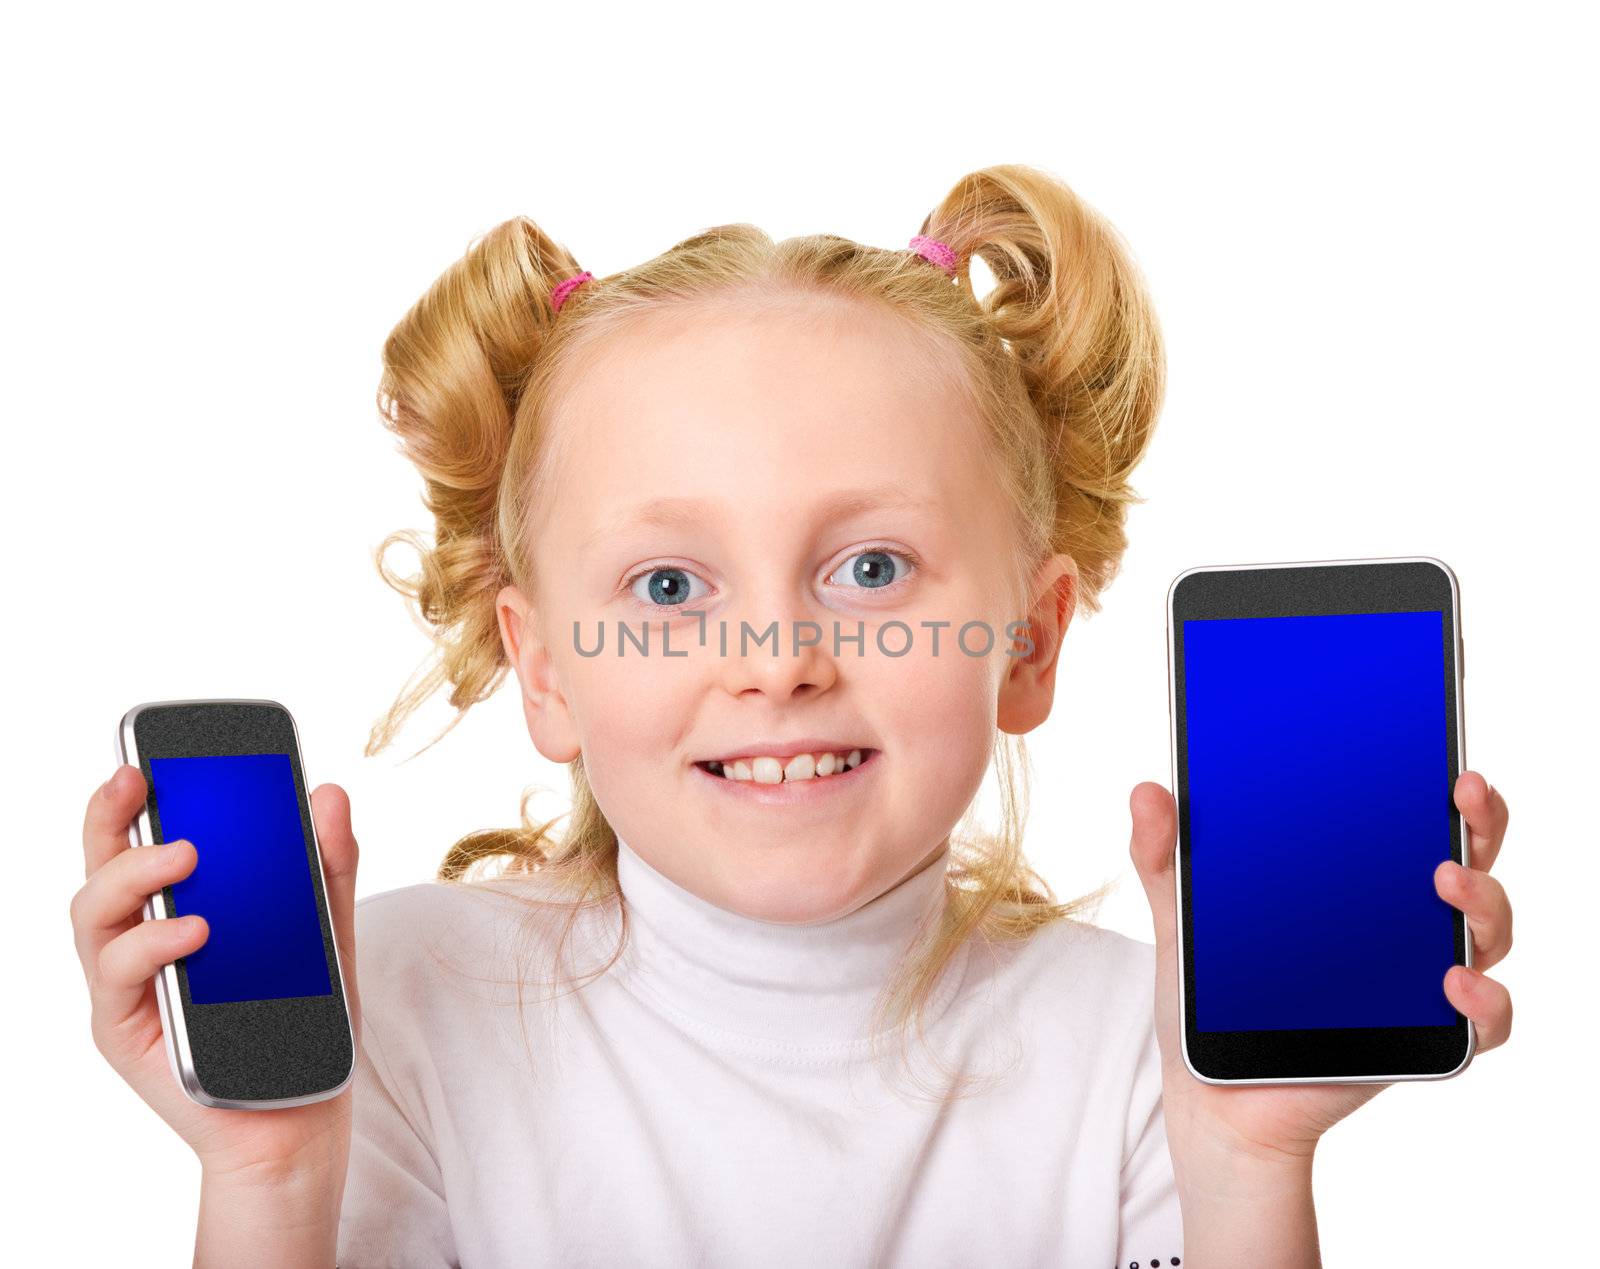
[1169,559,1470,1081]
[133,700,354,1101]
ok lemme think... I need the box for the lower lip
[690,750,879,807]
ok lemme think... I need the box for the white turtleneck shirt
[336,837,1186,1267]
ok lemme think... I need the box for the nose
[714,599,839,701]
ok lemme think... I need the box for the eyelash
[623,544,921,608]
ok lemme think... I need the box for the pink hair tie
[908,234,958,277]
[550,271,594,313]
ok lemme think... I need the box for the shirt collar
[606,833,967,1058]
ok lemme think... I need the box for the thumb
[1128,781,1179,957]
[312,782,362,1050]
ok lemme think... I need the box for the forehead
[542,293,995,534]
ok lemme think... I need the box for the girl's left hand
[1129,770,1513,1173]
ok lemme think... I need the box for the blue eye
[829,548,915,591]
[628,566,709,609]
[625,547,917,609]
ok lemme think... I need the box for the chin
[710,857,863,925]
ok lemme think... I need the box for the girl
[74,164,1514,1267]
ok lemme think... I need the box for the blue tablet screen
[148,753,333,1005]
[1182,610,1457,1031]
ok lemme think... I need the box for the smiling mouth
[694,748,877,783]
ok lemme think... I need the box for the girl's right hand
[72,764,364,1187]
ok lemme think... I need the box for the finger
[1452,771,1508,874]
[1127,781,1179,955]
[82,765,149,881]
[93,913,210,1042]
[1434,860,1513,972]
[72,837,197,992]
[1443,965,1512,1053]
[311,783,362,1045]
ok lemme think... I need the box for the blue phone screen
[148,753,333,1005]
[1183,610,1457,1031]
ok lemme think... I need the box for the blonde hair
[364,163,1166,1099]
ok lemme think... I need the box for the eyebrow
[582,485,944,552]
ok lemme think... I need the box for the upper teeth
[706,749,865,783]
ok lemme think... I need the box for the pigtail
[365,217,583,761]
[918,164,1167,616]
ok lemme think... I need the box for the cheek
[561,652,697,790]
[875,642,998,803]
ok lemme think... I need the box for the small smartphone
[114,698,355,1109]
[1166,557,1472,1084]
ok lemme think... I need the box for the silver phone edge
[1165,554,1477,1086]
[115,697,358,1111]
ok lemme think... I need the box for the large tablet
[1166,557,1473,1084]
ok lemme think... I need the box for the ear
[996,553,1077,735]
[496,584,582,763]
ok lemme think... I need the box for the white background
[10,2,1593,1263]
